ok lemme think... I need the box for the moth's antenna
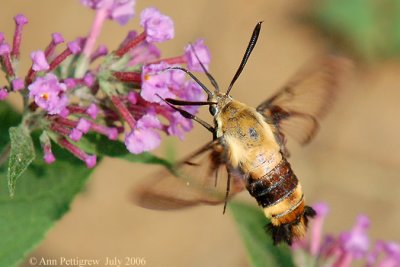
[226,21,263,95]
[165,67,213,100]
[189,44,220,92]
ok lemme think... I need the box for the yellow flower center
[40,93,49,101]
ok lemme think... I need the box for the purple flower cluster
[0,1,210,167]
[292,203,400,267]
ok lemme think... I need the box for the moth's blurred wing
[133,140,245,210]
[257,56,351,145]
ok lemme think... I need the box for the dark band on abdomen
[246,158,298,208]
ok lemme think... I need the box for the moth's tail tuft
[266,205,316,246]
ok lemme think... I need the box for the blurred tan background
[0,0,399,266]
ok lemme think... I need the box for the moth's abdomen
[246,157,316,245]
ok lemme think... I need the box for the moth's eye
[209,105,218,116]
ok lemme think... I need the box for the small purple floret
[83,73,95,87]
[44,152,56,164]
[141,62,175,103]
[125,128,161,154]
[167,111,193,140]
[14,14,28,25]
[339,215,370,259]
[127,91,138,104]
[140,7,174,43]
[109,0,136,25]
[30,50,50,71]
[125,113,162,154]
[52,32,64,44]
[313,202,329,216]
[67,41,82,54]
[85,155,97,168]
[59,108,70,118]
[0,88,8,100]
[69,128,83,142]
[86,103,99,119]
[80,0,136,25]
[77,118,91,133]
[128,41,161,66]
[28,73,68,115]
[91,45,108,61]
[185,39,211,72]
[64,78,77,89]
[12,78,24,91]
[107,128,118,140]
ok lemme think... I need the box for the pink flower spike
[140,7,174,43]
[378,242,400,266]
[334,214,370,267]
[310,202,330,256]
[0,88,8,100]
[0,32,4,44]
[12,78,24,91]
[11,14,28,58]
[30,50,50,71]
[86,103,99,119]
[185,39,211,72]
[77,118,91,133]
[44,32,64,58]
[0,43,15,77]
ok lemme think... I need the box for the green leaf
[229,201,295,267]
[77,134,172,169]
[7,126,36,197]
[0,102,95,267]
[0,102,20,150]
